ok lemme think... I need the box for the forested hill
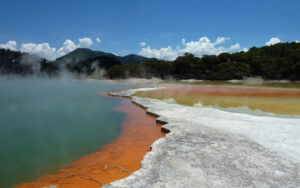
[56,48,156,64]
[106,42,300,81]
[0,42,300,80]
[56,48,116,64]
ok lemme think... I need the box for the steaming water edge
[0,78,132,188]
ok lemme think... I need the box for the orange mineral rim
[15,94,165,188]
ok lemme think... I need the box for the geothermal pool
[0,78,132,188]
[107,87,300,187]
[133,85,300,115]
[2,79,300,187]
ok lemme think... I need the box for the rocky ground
[106,88,300,188]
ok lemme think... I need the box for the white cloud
[295,40,299,43]
[214,37,229,45]
[181,38,186,45]
[179,37,240,57]
[139,37,244,60]
[229,43,240,51]
[78,37,93,48]
[265,37,281,46]
[1,37,96,60]
[20,43,56,60]
[96,37,101,43]
[242,48,249,52]
[0,40,17,51]
[139,46,178,60]
[179,37,226,56]
[140,42,146,47]
[58,37,93,56]
[56,39,77,57]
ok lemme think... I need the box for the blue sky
[0,0,299,60]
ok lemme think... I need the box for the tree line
[105,42,300,81]
[0,42,300,80]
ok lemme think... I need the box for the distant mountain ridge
[56,48,156,64]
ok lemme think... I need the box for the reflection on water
[133,85,300,116]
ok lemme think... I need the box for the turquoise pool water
[0,78,132,188]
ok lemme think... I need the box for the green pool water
[0,78,132,188]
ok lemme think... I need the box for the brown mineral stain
[15,96,164,188]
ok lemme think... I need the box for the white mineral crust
[107,88,300,188]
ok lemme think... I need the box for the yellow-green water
[133,86,300,116]
[178,80,300,89]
